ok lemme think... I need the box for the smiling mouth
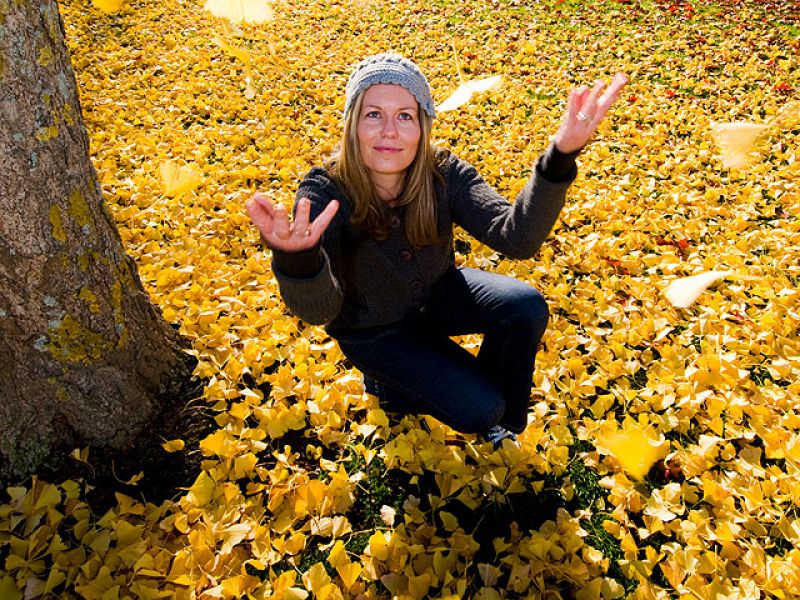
[375,146,402,152]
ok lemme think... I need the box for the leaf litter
[1,0,799,598]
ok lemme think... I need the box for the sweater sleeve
[272,244,323,279]
[270,169,345,325]
[538,143,580,183]
[448,144,575,259]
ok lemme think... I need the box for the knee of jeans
[510,287,549,330]
[449,394,505,434]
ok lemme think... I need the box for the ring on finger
[577,110,592,122]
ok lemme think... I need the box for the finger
[250,192,279,217]
[567,86,589,120]
[293,197,312,237]
[273,204,292,240]
[246,194,277,234]
[582,80,607,120]
[590,80,607,102]
[308,200,339,241]
[251,190,272,206]
[610,72,629,93]
[596,72,628,115]
[565,87,580,117]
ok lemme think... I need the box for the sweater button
[390,215,401,229]
[410,279,423,292]
[399,250,412,261]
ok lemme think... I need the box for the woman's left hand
[554,73,629,154]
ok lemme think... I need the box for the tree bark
[0,0,194,481]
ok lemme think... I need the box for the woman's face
[356,84,421,183]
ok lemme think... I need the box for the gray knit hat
[344,53,436,119]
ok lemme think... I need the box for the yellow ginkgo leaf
[663,270,733,308]
[710,121,768,169]
[351,0,377,11]
[284,589,310,600]
[159,161,204,197]
[0,576,20,600]
[70,447,90,464]
[213,37,251,65]
[302,563,333,598]
[379,505,396,526]
[117,471,144,485]
[91,0,123,13]
[185,471,215,506]
[244,75,257,100]
[437,75,503,113]
[337,561,362,589]
[597,421,668,481]
[162,439,185,452]
[771,100,800,129]
[220,18,244,36]
[204,0,274,24]
[367,531,390,560]
[219,523,251,554]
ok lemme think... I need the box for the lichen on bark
[49,204,66,241]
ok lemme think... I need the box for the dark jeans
[337,267,549,434]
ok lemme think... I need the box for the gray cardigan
[272,145,576,341]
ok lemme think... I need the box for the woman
[248,54,627,447]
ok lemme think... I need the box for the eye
[398,112,415,121]
[365,110,381,119]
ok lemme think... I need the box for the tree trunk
[0,0,195,481]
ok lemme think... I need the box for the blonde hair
[327,91,443,248]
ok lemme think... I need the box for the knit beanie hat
[344,53,436,119]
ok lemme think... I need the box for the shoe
[362,373,380,396]
[482,425,519,449]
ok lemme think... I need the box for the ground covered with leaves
[2,0,799,598]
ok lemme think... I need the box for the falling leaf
[213,37,251,65]
[159,161,204,197]
[244,75,257,100]
[437,75,503,113]
[220,18,244,36]
[663,270,733,307]
[204,0,274,24]
[710,121,769,169]
[597,420,668,480]
[91,0,123,13]
[772,100,800,128]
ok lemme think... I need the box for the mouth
[374,146,403,152]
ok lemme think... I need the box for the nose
[381,117,398,138]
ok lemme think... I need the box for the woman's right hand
[553,73,628,154]
[246,193,339,253]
